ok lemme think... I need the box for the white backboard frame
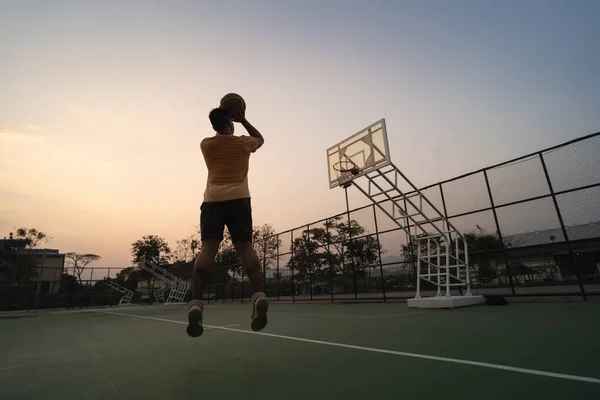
[327,118,391,189]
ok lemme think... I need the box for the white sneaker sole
[251,298,269,331]
[186,307,204,337]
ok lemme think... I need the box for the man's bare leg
[187,239,219,338]
[234,241,269,331]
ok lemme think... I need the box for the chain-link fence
[2,132,598,310]
[0,263,129,311]
[207,132,600,302]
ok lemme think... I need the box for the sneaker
[251,292,269,332]
[186,300,204,337]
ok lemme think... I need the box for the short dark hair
[209,107,231,131]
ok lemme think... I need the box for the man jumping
[187,107,268,337]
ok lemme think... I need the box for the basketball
[220,93,246,121]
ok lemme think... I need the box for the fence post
[483,170,516,295]
[326,219,334,303]
[372,204,387,303]
[539,152,587,300]
[276,233,280,301]
[438,183,462,295]
[344,187,358,300]
[402,196,417,289]
[262,239,267,289]
[290,230,295,304]
[240,260,244,304]
[307,224,313,301]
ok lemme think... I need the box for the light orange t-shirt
[200,134,262,202]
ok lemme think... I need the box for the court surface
[1,301,599,399]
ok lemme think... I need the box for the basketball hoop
[333,160,360,188]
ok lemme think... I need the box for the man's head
[209,107,234,134]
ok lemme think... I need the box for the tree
[0,244,38,282]
[111,266,142,291]
[205,229,240,299]
[131,235,172,266]
[400,233,445,290]
[288,216,384,278]
[173,229,201,263]
[460,226,503,285]
[131,235,172,294]
[214,229,241,275]
[65,253,101,284]
[252,223,280,274]
[1,231,46,284]
[203,223,279,298]
[400,232,431,278]
[289,231,325,287]
[401,226,504,287]
[11,227,49,253]
[173,238,194,263]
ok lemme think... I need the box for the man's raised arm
[233,110,264,148]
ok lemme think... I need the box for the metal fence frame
[2,132,599,310]
[205,131,600,303]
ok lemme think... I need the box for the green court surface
[1,301,599,399]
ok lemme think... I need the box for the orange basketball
[220,93,246,121]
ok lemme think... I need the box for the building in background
[0,240,66,294]
[28,249,66,294]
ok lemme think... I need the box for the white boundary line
[100,311,240,330]
[268,311,427,319]
[355,311,428,319]
[108,378,118,395]
[100,311,600,385]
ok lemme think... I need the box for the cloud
[100,161,114,168]
[26,124,41,131]
[0,128,43,143]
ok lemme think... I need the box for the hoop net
[333,160,360,188]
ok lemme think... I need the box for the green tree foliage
[131,235,172,266]
[130,235,172,292]
[400,233,434,278]
[112,266,141,291]
[288,216,384,279]
[399,233,446,290]
[2,228,49,284]
[10,227,49,253]
[290,230,324,284]
[173,230,201,263]
[96,266,141,291]
[0,247,38,282]
[213,224,280,276]
[65,253,101,284]
[401,225,504,286]
[252,223,280,272]
[207,229,240,298]
[214,229,241,276]
[207,225,280,297]
[461,226,503,285]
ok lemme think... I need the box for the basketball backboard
[327,118,391,188]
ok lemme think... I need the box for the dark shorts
[200,198,253,243]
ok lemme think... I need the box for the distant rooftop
[503,221,600,247]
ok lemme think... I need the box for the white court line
[269,311,427,319]
[101,310,600,385]
[108,378,118,395]
[99,311,241,330]
[359,311,428,319]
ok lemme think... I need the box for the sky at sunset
[1,0,599,268]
